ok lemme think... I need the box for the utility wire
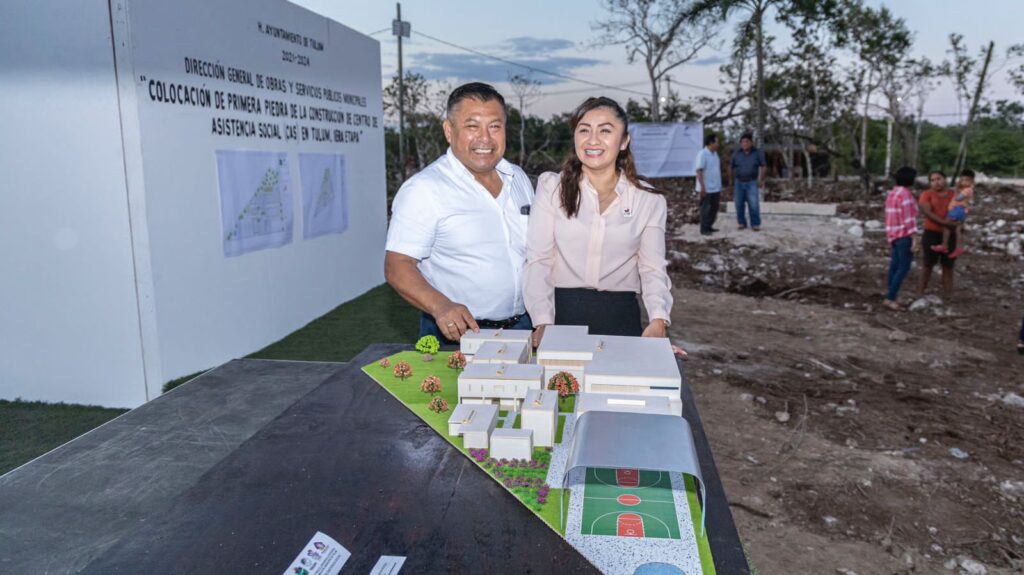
[412,30,649,97]
[368,27,390,36]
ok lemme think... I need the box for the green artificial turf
[686,474,717,574]
[555,415,566,443]
[557,394,576,414]
[250,283,419,362]
[0,400,128,475]
[513,414,522,429]
[163,284,419,393]
[363,350,566,535]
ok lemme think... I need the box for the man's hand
[642,319,668,338]
[433,301,479,342]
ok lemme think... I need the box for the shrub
[415,335,440,355]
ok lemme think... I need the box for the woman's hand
[532,324,547,348]
[642,319,668,338]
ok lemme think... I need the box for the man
[729,132,766,231]
[918,170,957,299]
[695,133,722,235]
[384,83,534,343]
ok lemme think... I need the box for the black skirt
[553,287,643,337]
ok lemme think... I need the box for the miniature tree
[447,351,467,371]
[378,357,391,368]
[548,371,580,411]
[415,335,440,355]
[393,360,412,381]
[420,375,442,395]
[427,396,449,413]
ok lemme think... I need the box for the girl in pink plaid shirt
[883,167,921,310]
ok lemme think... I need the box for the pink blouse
[523,171,673,326]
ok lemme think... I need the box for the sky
[292,0,1022,125]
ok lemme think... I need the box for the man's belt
[477,314,525,329]
[736,177,757,183]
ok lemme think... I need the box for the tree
[946,35,996,183]
[508,73,541,166]
[688,0,843,145]
[593,0,719,122]
[1009,44,1024,95]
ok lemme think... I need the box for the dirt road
[665,181,1024,575]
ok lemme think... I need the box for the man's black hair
[960,168,976,179]
[929,169,946,179]
[893,166,917,187]
[446,82,506,118]
[740,132,754,142]
[704,133,718,146]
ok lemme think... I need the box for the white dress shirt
[386,148,534,321]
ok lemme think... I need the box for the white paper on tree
[299,153,348,239]
[281,531,349,575]
[217,150,294,257]
[628,122,704,177]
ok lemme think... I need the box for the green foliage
[415,335,440,355]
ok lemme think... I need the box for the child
[883,166,919,311]
[931,169,975,259]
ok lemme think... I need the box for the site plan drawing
[216,150,293,257]
[299,152,349,239]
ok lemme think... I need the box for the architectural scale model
[456,362,544,411]
[472,340,531,365]
[447,403,498,449]
[365,322,714,574]
[459,328,532,358]
[490,428,533,461]
[521,389,557,447]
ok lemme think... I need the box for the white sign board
[628,122,703,178]
[113,0,386,391]
[0,0,386,407]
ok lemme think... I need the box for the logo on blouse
[622,207,634,218]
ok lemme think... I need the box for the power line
[412,30,727,96]
[412,30,649,97]
[368,27,390,36]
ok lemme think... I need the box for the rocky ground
[662,180,1024,575]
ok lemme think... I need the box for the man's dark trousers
[700,192,721,234]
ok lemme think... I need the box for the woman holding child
[523,97,673,345]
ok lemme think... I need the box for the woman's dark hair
[559,97,660,218]
[893,166,917,187]
[929,169,946,179]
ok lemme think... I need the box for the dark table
[1,345,747,574]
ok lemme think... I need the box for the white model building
[472,340,531,365]
[457,362,544,411]
[536,325,683,416]
[490,428,533,461]
[521,389,558,447]
[447,403,498,449]
[460,328,532,358]
[574,392,673,419]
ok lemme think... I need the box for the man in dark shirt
[729,133,766,231]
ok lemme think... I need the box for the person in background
[384,82,534,343]
[524,96,673,344]
[729,132,766,231]
[695,133,722,236]
[883,166,920,311]
[931,168,975,259]
[918,170,958,299]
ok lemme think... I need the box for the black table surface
[11,344,745,574]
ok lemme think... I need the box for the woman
[523,97,673,345]
[882,166,920,311]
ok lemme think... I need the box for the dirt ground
[663,180,1024,575]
